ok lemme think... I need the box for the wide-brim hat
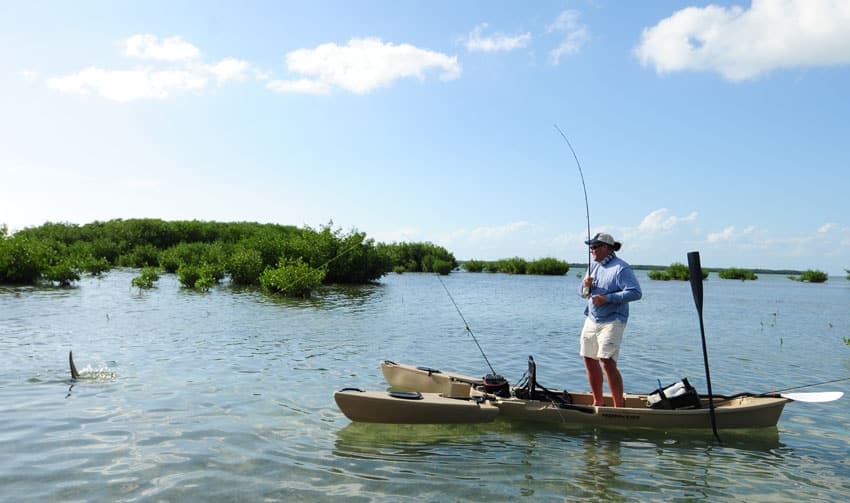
[585,232,620,248]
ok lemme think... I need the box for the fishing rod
[553,124,591,296]
[436,274,497,376]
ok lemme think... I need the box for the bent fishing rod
[553,124,591,295]
[436,274,498,376]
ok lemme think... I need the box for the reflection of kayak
[335,359,791,430]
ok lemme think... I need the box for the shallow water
[1,269,848,501]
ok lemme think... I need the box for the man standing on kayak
[580,232,642,407]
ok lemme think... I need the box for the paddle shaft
[688,251,721,442]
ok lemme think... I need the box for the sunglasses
[589,244,607,250]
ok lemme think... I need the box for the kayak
[334,360,791,430]
[334,388,500,424]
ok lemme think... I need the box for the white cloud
[438,221,543,259]
[547,10,589,64]
[48,67,207,101]
[207,57,251,85]
[276,37,461,95]
[707,225,756,243]
[464,23,532,53]
[46,34,251,101]
[634,0,850,81]
[466,221,535,240]
[19,69,40,82]
[266,78,330,95]
[637,208,698,233]
[817,222,836,233]
[125,34,200,61]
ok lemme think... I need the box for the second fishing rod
[435,125,591,394]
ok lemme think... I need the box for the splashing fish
[68,351,116,381]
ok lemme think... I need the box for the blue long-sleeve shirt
[580,253,642,323]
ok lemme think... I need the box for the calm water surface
[1,269,849,501]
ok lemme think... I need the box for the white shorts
[580,318,626,361]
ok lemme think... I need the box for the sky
[1,0,849,275]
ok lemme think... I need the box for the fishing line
[553,124,591,293]
[768,376,850,394]
[276,232,366,294]
[436,274,497,376]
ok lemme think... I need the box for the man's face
[589,243,611,261]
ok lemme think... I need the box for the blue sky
[2,1,849,274]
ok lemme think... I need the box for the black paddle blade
[687,251,704,315]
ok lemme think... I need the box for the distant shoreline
[628,264,804,276]
[454,261,807,276]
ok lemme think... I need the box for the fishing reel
[483,373,511,398]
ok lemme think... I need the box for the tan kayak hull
[378,361,788,429]
[334,389,500,424]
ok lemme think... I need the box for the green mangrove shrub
[432,258,453,275]
[176,263,219,290]
[377,241,456,273]
[0,233,58,284]
[462,260,487,273]
[789,269,828,283]
[195,275,215,292]
[260,257,326,297]
[496,257,527,275]
[177,264,202,289]
[44,260,81,287]
[131,267,160,291]
[1,219,395,287]
[718,268,758,281]
[227,247,265,286]
[648,262,708,281]
[118,243,160,268]
[526,257,570,276]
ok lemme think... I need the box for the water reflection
[332,420,785,500]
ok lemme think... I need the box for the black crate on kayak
[647,378,701,410]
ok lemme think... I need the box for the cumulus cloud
[207,58,252,85]
[439,221,541,258]
[547,10,589,64]
[464,23,532,52]
[46,34,252,101]
[817,222,837,233]
[125,34,200,61]
[637,208,698,233]
[707,225,756,243]
[634,0,850,81]
[268,38,460,95]
[266,78,330,95]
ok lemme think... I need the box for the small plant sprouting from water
[131,267,160,293]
